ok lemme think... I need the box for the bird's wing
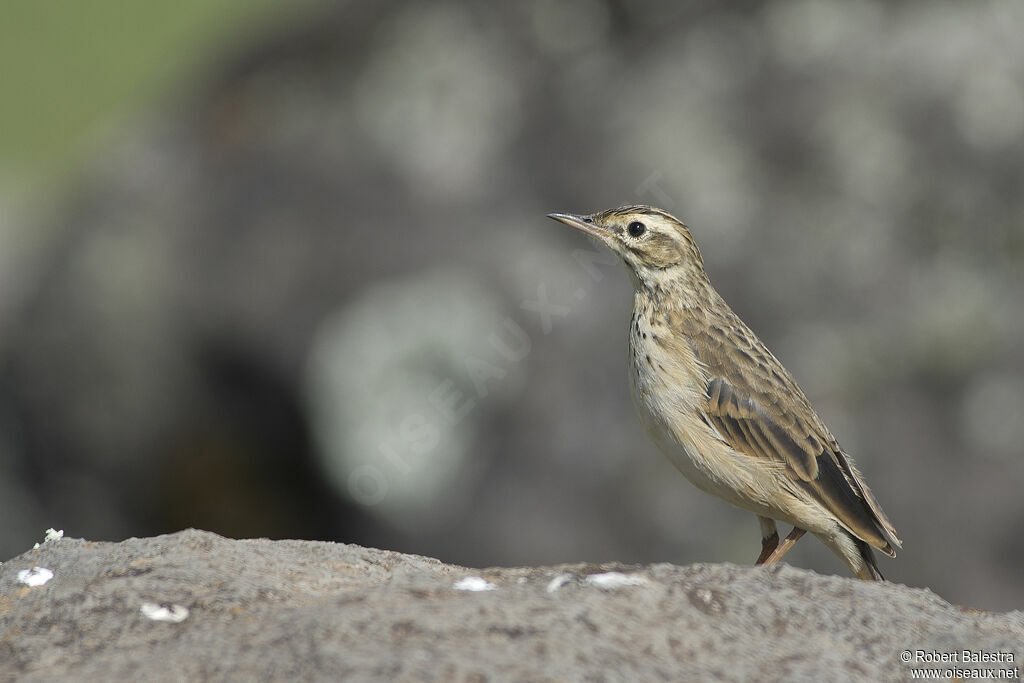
[704,376,901,556]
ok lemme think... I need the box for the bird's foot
[759,527,807,567]
[755,531,780,565]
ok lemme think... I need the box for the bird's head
[547,205,706,291]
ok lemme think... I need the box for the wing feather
[705,377,900,555]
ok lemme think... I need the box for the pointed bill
[546,213,611,242]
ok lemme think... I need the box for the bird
[547,205,901,580]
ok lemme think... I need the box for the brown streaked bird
[548,205,901,580]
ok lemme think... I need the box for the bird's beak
[546,212,610,242]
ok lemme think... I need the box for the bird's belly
[629,338,778,515]
[640,410,755,509]
[629,342,727,497]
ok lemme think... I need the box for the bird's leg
[759,527,807,567]
[755,516,779,565]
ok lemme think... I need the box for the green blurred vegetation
[0,1,310,196]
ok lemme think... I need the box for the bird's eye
[583,216,593,223]
[627,221,646,238]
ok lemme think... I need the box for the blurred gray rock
[1,529,1021,681]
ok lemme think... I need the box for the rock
[1,529,1021,681]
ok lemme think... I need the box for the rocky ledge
[1,529,1021,681]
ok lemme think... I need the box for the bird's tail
[856,539,885,581]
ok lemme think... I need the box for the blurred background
[1,1,1022,612]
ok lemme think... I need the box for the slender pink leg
[759,527,807,566]
[755,516,779,565]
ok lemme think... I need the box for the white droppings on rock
[140,602,190,623]
[453,576,496,592]
[33,528,64,549]
[546,573,573,593]
[17,567,54,587]
[585,572,649,589]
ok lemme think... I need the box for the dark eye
[627,221,646,238]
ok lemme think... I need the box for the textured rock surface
[1,529,1021,681]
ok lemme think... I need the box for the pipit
[548,205,901,580]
